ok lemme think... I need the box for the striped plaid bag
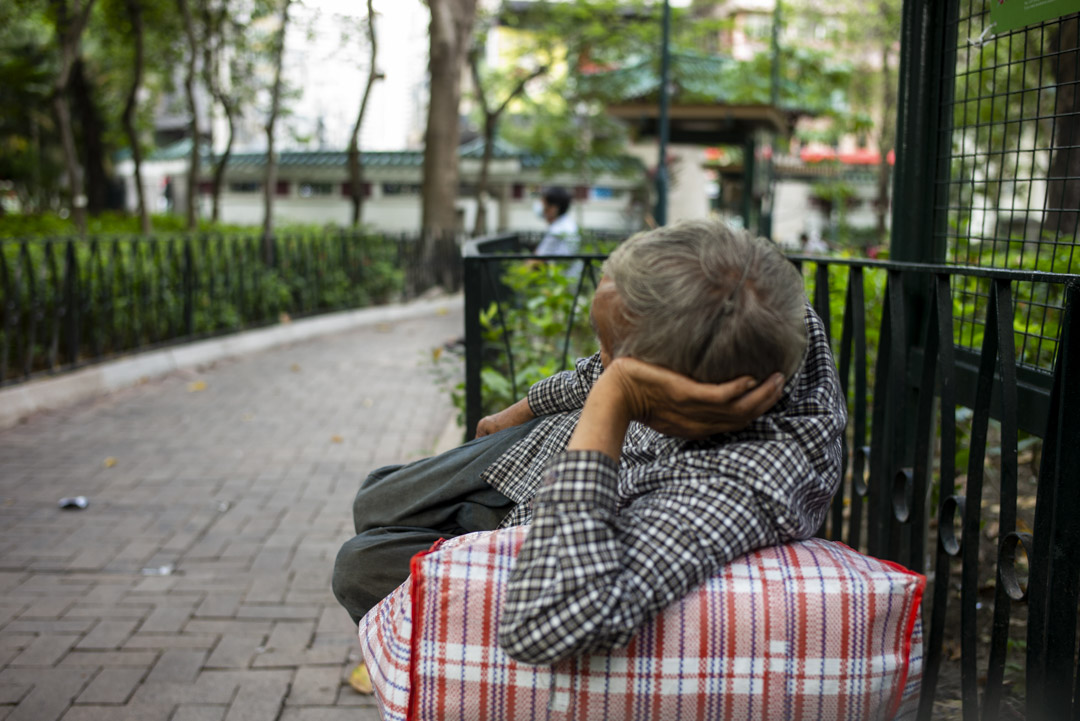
[359,527,924,721]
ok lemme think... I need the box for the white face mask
[533,199,545,219]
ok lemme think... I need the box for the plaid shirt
[482,304,847,666]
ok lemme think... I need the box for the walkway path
[0,301,465,721]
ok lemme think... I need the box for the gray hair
[602,219,807,383]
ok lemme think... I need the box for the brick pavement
[0,303,465,721]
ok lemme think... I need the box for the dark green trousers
[332,419,539,625]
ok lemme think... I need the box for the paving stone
[285,667,340,706]
[265,621,314,653]
[235,606,318,621]
[4,668,95,721]
[171,706,228,721]
[60,703,175,721]
[279,708,383,721]
[0,686,29,705]
[15,597,73,620]
[194,593,242,619]
[4,619,96,635]
[250,645,347,668]
[139,606,193,635]
[76,620,140,650]
[9,634,78,667]
[76,668,145,704]
[145,650,206,684]
[205,635,262,669]
[184,620,272,636]
[58,651,159,668]
[242,578,287,605]
[122,634,218,651]
[222,671,291,721]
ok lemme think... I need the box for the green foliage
[0,229,409,380]
[949,238,1076,369]
[468,259,601,418]
[0,211,257,238]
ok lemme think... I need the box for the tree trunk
[49,0,97,235]
[262,0,291,264]
[200,0,233,224]
[348,0,380,227]
[71,59,108,215]
[473,118,495,237]
[421,0,478,288]
[210,100,234,224]
[1046,16,1079,237]
[468,49,493,238]
[123,0,150,233]
[177,0,200,230]
[467,51,545,238]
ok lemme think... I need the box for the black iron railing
[462,239,1080,720]
[0,230,461,386]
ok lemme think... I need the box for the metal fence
[0,230,461,386]
[897,4,1079,369]
[461,238,1079,719]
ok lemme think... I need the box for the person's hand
[603,357,785,439]
[476,397,536,438]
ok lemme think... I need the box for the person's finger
[693,375,759,405]
[730,373,784,417]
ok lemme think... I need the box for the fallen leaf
[188,380,207,392]
[331,435,344,443]
[375,323,392,333]
[348,662,374,695]
[103,457,118,468]
[362,398,374,408]
[290,363,301,372]
[436,306,449,316]
[279,312,292,324]
[432,347,443,362]
[242,413,255,422]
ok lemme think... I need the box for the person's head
[596,218,807,383]
[541,186,572,223]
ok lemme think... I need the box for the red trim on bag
[833,542,928,721]
[876,559,926,721]
[407,538,446,721]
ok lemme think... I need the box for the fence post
[463,241,483,442]
[63,239,79,367]
[183,237,194,337]
[1026,282,1080,721]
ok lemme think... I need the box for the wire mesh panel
[937,5,1079,371]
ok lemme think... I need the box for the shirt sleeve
[497,448,786,666]
[526,352,605,416]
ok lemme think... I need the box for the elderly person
[333,219,845,667]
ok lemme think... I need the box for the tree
[262,0,291,261]
[467,36,546,236]
[176,0,201,230]
[48,0,98,234]
[421,0,478,284]
[1045,16,1078,237]
[122,0,150,232]
[346,0,381,227]
[0,4,62,214]
[199,0,253,224]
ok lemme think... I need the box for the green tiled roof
[133,138,643,177]
[580,50,846,115]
